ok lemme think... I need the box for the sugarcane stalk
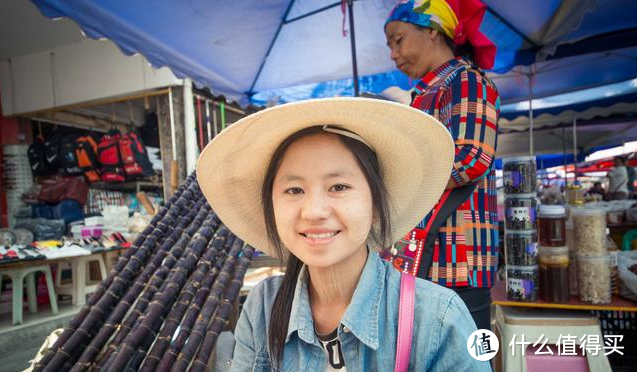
[126,229,233,372]
[32,179,195,372]
[161,238,244,372]
[189,245,255,372]
[104,218,220,372]
[92,206,215,372]
[78,204,212,372]
[41,182,202,372]
[138,231,233,372]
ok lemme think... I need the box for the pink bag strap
[394,272,416,372]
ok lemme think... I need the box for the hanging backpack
[98,130,126,182]
[76,134,101,183]
[43,134,63,170]
[119,130,155,178]
[27,136,54,176]
[59,134,83,175]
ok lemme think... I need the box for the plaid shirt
[389,58,499,288]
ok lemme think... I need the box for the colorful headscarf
[385,0,496,70]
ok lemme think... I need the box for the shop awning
[29,0,637,106]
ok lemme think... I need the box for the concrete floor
[0,301,81,372]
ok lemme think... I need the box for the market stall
[499,156,637,372]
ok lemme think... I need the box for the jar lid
[506,264,539,271]
[539,246,569,255]
[505,230,537,236]
[575,253,610,261]
[572,207,606,216]
[503,156,536,164]
[539,204,566,216]
[505,193,536,199]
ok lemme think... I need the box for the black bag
[59,134,83,175]
[27,136,53,176]
[43,135,63,170]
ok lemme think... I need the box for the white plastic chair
[55,254,107,305]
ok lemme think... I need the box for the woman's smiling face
[271,133,373,268]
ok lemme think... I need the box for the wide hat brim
[196,97,454,256]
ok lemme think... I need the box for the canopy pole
[347,0,360,97]
[562,125,567,186]
[168,87,177,161]
[528,72,534,156]
[183,78,198,174]
[573,116,578,184]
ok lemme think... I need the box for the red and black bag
[97,130,126,182]
[119,130,155,178]
[76,134,101,183]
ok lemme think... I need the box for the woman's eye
[330,184,350,192]
[284,187,303,195]
[395,37,402,45]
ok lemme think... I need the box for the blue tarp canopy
[31,0,637,107]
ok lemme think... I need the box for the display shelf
[492,277,637,312]
[89,180,162,193]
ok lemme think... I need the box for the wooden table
[492,277,637,312]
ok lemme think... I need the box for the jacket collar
[413,57,464,95]
[286,250,386,350]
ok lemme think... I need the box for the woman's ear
[428,28,439,40]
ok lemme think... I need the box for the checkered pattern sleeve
[439,68,500,188]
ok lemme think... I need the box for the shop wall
[0,38,182,116]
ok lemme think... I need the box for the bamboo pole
[105,215,220,372]
[190,245,255,372]
[40,181,202,372]
[70,200,210,371]
[165,239,245,372]
[34,176,195,372]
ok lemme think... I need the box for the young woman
[196,98,492,371]
[384,0,500,331]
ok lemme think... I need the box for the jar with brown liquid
[539,246,570,303]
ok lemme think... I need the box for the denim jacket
[229,251,492,372]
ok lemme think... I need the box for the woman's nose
[300,192,331,220]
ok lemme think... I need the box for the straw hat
[196,97,454,256]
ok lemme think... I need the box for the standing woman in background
[385,0,500,331]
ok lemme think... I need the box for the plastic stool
[495,306,612,372]
[55,254,107,305]
[0,264,59,325]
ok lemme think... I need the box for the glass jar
[505,194,537,231]
[505,230,538,266]
[507,265,539,302]
[539,246,570,303]
[538,204,566,247]
[503,156,537,194]
[566,185,585,205]
[572,208,607,256]
[577,254,611,304]
[609,250,619,296]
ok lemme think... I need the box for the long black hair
[261,126,392,368]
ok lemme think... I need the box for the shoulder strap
[394,272,416,372]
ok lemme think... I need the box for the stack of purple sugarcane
[33,173,256,372]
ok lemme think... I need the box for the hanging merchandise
[140,111,160,148]
[59,134,83,175]
[98,129,126,182]
[43,134,63,170]
[28,135,55,176]
[119,130,155,178]
[76,134,102,183]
